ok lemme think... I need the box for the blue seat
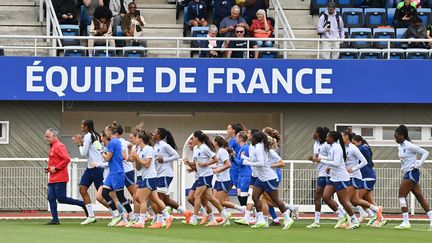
[373,28,395,48]
[387,8,396,26]
[339,49,358,59]
[406,49,429,59]
[395,27,408,47]
[350,28,373,48]
[382,49,406,59]
[336,0,355,7]
[417,8,432,25]
[340,28,350,48]
[359,49,382,59]
[364,8,387,28]
[64,46,85,57]
[313,0,331,8]
[93,46,116,57]
[60,25,80,46]
[260,48,278,58]
[123,47,146,57]
[116,26,123,36]
[342,8,364,28]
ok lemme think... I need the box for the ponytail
[395,125,410,142]
[329,131,346,162]
[193,130,216,152]
[157,128,177,150]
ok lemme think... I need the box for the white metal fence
[1,158,431,214]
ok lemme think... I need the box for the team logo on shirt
[403,149,406,154]
[157,149,160,152]
[198,152,201,156]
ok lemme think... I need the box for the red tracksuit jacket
[48,139,70,183]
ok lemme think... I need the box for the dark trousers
[48,182,84,222]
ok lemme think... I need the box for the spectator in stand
[199,25,221,57]
[227,25,259,59]
[427,22,432,45]
[53,0,78,25]
[219,5,249,37]
[109,0,132,34]
[82,0,104,34]
[121,2,147,47]
[243,0,269,25]
[213,0,235,28]
[250,9,273,47]
[88,6,115,57]
[188,0,208,27]
[403,16,428,48]
[393,0,418,28]
[317,2,344,59]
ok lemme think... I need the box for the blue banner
[0,56,430,103]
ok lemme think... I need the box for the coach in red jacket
[45,128,85,225]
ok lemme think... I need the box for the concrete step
[282,0,310,10]
[142,27,182,37]
[139,6,176,25]
[0,6,39,23]
[135,0,172,5]
[3,48,49,57]
[0,26,45,35]
[0,1,38,7]
[285,9,314,29]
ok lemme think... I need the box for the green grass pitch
[1,219,430,243]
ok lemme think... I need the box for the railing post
[71,158,79,199]
[410,192,415,215]
[67,163,72,197]
[34,38,37,56]
[39,0,44,23]
[317,40,320,59]
[176,39,180,58]
[387,40,391,60]
[246,39,250,59]
[46,3,50,40]
[106,38,109,57]
[289,161,294,205]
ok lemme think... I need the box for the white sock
[209,213,216,223]
[284,203,298,212]
[402,212,409,224]
[282,211,292,223]
[244,210,251,222]
[234,205,243,212]
[369,204,379,213]
[350,215,358,224]
[253,208,257,216]
[138,214,146,224]
[199,206,208,216]
[162,208,170,218]
[264,215,269,223]
[112,210,120,218]
[256,212,264,223]
[191,214,198,222]
[356,206,367,216]
[338,206,346,216]
[157,214,163,223]
[273,217,280,223]
[366,208,376,217]
[314,211,321,224]
[336,210,345,219]
[221,209,228,220]
[177,206,186,214]
[129,212,136,221]
[121,211,128,223]
[85,204,95,218]
[427,211,432,221]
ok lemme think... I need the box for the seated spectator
[219,5,249,38]
[403,16,428,48]
[427,22,432,45]
[213,0,235,27]
[227,26,259,58]
[250,9,273,47]
[243,0,269,25]
[53,0,78,25]
[121,2,147,47]
[88,6,115,56]
[109,0,132,34]
[199,25,221,57]
[82,0,104,34]
[394,0,418,28]
[188,0,208,27]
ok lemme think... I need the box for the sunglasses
[236,31,244,33]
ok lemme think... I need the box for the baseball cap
[327,2,337,8]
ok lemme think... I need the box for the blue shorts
[403,169,420,184]
[250,176,258,186]
[350,178,364,189]
[136,176,143,186]
[139,177,157,191]
[79,167,104,189]
[197,175,213,188]
[276,169,282,181]
[104,172,125,191]
[362,180,376,191]
[237,177,251,192]
[124,170,136,187]
[214,180,232,192]
[317,176,330,188]
[157,176,173,189]
[190,180,198,191]
[327,180,351,192]
[254,179,279,193]
[230,170,239,188]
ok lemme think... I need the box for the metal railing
[0,158,430,215]
[270,0,296,58]
[38,0,63,55]
[1,34,432,59]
